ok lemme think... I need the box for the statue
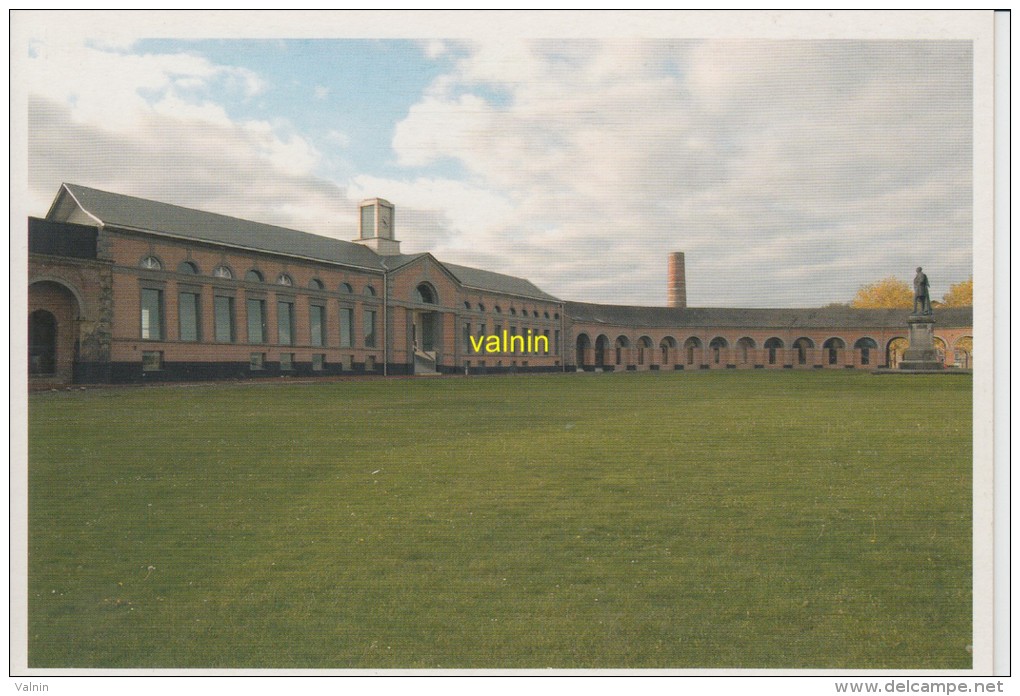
[913,267,932,316]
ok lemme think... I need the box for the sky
[21,20,976,307]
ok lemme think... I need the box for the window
[247,298,266,343]
[364,309,377,348]
[213,265,233,279]
[214,296,235,342]
[245,269,264,283]
[554,330,560,354]
[278,300,295,345]
[365,285,376,297]
[309,278,325,290]
[495,306,502,314]
[340,307,353,348]
[310,304,326,347]
[277,273,293,287]
[464,322,472,350]
[510,308,517,316]
[142,351,163,371]
[339,282,353,294]
[141,256,162,271]
[178,261,199,275]
[280,352,294,371]
[544,329,551,355]
[179,291,201,342]
[478,303,486,312]
[250,352,265,370]
[464,301,472,309]
[312,354,325,371]
[140,288,163,339]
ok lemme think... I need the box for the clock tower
[354,198,401,255]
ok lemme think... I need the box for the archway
[660,337,677,366]
[854,337,878,366]
[886,337,908,369]
[684,337,702,366]
[413,283,439,354]
[736,337,755,364]
[615,336,630,366]
[764,337,784,365]
[636,336,652,365]
[29,279,83,383]
[594,335,609,369]
[953,336,973,369]
[709,337,728,365]
[793,337,814,366]
[575,333,592,370]
[823,337,846,366]
[29,310,57,375]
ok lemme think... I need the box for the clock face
[379,207,392,237]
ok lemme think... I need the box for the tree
[942,278,973,307]
[851,277,912,309]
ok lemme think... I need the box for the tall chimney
[667,252,687,308]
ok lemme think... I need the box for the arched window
[544,312,550,319]
[494,305,502,314]
[509,308,517,316]
[277,273,293,287]
[177,261,199,275]
[478,303,486,312]
[140,255,163,271]
[415,283,437,304]
[339,282,353,294]
[213,265,233,279]
[309,278,325,290]
[364,285,376,297]
[464,301,472,309]
[245,269,264,283]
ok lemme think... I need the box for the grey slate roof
[53,184,559,301]
[58,183,386,270]
[564,301,973,330]
[442,263,560,302]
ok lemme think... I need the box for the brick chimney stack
[667,252,687,308]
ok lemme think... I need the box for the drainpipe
[382,268,388,376]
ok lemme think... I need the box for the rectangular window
[544,329,551,355]
[280,352,294,371]
[310,304,326,347]
[312,354,325,371]
[179,291,200,342]
[554,329,560,355]
[140,288,163,340]
[464,322,471,350]
[214,296,235,343]
[364,309,377,348]
[247,298,266,343]
[141,351,163,371]
[250,352,265,370]
[278,301,295,345]
[340,307,353,348]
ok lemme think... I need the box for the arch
[709,337,728,365]
[415,282,438,304]
[494,305,502,313]
[364,285,376,297]
[636,336,653,365]
[464,301,472,310]
[339,282,353,294]
[276,273,294,286]
[933,336,948,364]
[575,332,592,369]
[245,269,264,283]
[736,337,755,364]
[953,335,973,368]
[478,302,486,312]
[886,337,908,369]
[854,337,879,366]
[308,278,325,290]
[793,337,814,365]
[28,280,84,382]
[764,337,784,365]
[177,260,199,275]
[213,264,233,279]
[595,334,610,368]
[684,336,702,365]
[823,337,846,366]
[509,307,517,316]
[614,335,631,366]
[660,336,677,365]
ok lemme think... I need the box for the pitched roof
[55,183,386,271]
[563,301,973,330]
[442,263,560,302]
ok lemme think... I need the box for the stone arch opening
[886,337,908,369]
[684,337,702,365]
[660,336,677,365]
[854,337,878,366]
[29,279,84,383]
[575,333,592,369]
[594,335,610,369]
[736,337,755,364]
[764,337,784,365]
[709,337,728,365]
[823,337,846,365]
[793,337,814,366]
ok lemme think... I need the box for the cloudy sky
[21,17,975,307]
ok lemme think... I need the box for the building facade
[27,184,973,387]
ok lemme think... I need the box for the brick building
[27,184,973,386]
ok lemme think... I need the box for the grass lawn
[27,371,972,669]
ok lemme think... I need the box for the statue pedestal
[899,314,943,370]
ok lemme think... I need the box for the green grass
[27,371,972,669]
